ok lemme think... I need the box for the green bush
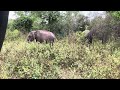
[5,29,20,41]
[1,31,120,79]
[12,16,33,33]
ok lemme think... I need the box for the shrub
[5,29,20,41]
[12,17,33,33]
[1,31,120,79]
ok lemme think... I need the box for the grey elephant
[85,29,109,44]
[27,30,56,46]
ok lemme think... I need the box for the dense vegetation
[1,11,120,79]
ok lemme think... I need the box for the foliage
[5,29,20,41]
[12,16,33,33]
[3,11,120,79]
[107,11,120,20]
[89,16,104,30]
[106,11,120,39]
[28,11,89,36]
[1,29,120,79]
[30,11,63,33]
[75,14,90,32]
[15,11,29,17]
[7,19,14,30]
[88,13,120,42]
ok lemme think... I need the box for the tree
[30,11,62,33]
[107,11,120,20]
[106,11,120,39]
[15,11,30,17]
[75,14,90,31]
[12,16,33,33]
[13,11,89,38]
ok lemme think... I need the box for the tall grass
[0,30,120,79]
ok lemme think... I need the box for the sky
[9,11,16,19]
[9,11,106,20]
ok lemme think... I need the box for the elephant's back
[37,30,55,38]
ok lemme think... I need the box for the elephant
[85,29,109,44]
[0,11,9,51]
[27,30,56,46]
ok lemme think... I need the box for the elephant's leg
[46,40,48,44]
[88,36,92,44]
[102,38,105,44]
[102,35,107,44]
[50,41,54,47]
[51,42,53,46]
[36,38,42,43]
[35,39,37,42]
[51,40,54,46]
[49,42,52,48]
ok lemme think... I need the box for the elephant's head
[27,31,36,42]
